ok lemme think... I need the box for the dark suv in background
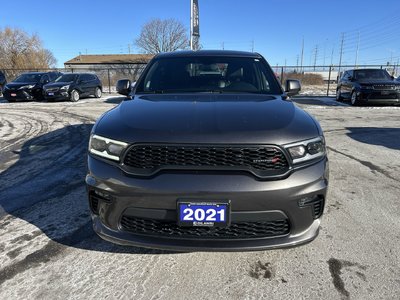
[336,68,400,106]
[43,73,102,102]
[3,71,61,102]
[0,71,6,96]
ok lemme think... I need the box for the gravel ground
[0,95,399,300]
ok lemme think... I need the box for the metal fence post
[280,67,284,85]
[327,66,332,97]
[108,69,111,94]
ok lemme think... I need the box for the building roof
[64,54,154,65]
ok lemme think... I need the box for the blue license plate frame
[177,200,231,227]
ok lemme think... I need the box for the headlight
[60,85,70,91]
[285,137,326,164]
[89,134,128,162]
[18,84,35,90]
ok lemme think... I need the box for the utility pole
[338,33,344,73]
[221,42,224,50]
[190,0,193,49]
[190,0,200,50]
[355,31,360,68]
[128,44,131,54]
[313,45,318,71]
[251,40,254,52]
[330,45,335,66]
[300,37,304,73]
[323,39,328,70]
[296,55,299,72]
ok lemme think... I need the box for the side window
[81,74,92,82]
[41,75,50,84]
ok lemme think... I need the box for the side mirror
[285,79,301,96]
[116,79,132,96]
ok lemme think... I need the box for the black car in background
[3,71,61,102]
[0,71,6,95]
[336,68,400,106]
[43,73,102,102]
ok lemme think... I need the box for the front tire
[70,89,80,102]
[336,88,343,101]
[350,91,361,106]
[94,87,102,98]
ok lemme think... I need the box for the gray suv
[86,50,328,251]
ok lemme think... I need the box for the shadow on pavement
[0,124,173,255]
[346,127,400,150]
[292,96,349,107]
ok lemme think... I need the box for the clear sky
[1,0,399,68]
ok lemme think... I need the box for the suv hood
[94,94,320,145]
[6,82,37,89]
[44,82,73,88]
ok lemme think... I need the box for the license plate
[48,92,54,96]
[11,93,16,97]
[177,200,230,227]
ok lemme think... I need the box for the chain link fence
[1,63,399,96]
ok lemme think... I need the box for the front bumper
[358,90,400,103]
[3,89,36,101]
[43,89,70,101]
[86,155,329,251]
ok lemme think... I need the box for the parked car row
[1,71,102,102]
[336,68,400,106]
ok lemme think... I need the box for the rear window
[136,56,281,94]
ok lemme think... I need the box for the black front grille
[123,144,289,177]
[120,216,290,239]
[46,87,59,92]
[373,84,396,90]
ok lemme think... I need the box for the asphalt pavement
[0,95,399,300]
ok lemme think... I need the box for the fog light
[298,196,317,207]
[298,196,324,219]
[93,189,114,202]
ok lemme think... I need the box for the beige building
[64,54,153,69]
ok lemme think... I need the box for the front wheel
[70,89,80,102]
[94,87,102,98]
[350,91,361,106]
[336,88,343,101]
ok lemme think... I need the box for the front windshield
[136,56,281,94]
[55,74,78,82]
[14,73,42,83]
[354,69,392,81]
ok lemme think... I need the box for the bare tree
[135,19,189,54]
[0,27,57,73]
